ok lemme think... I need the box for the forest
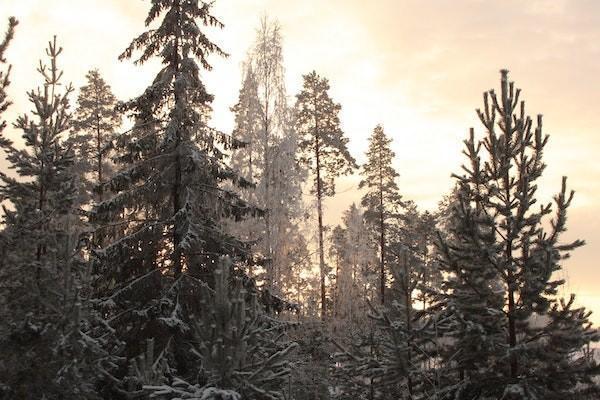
[0,1,598,399]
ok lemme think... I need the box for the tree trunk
[172,2,183,278]
[316,138,326,320]
[263,66,273,292]
[501,71,518,381]
[403,251,413,398]
[95,95,105,248]
[379,155,386,305]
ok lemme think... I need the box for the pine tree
[434,184,506,398]
[334,203,440,400]
[144,257,297,400]
[288,323,332,400]
[359,124,402,305]
[0,16,17,138]
[0,35,75,273]
[0,36,121,399]
[329,225,346,320]
[70,69,120,205]
[437,70,599,399]
[379,202,443,399]
[92,0,259,391]
[296,71,356,319]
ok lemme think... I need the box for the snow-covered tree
[333,202,441,400]
[360,124,402,305]
[0,34,75,272]
[288,322,333,400]
[230,16,305,294]
[144,257,297,400]
[436,70,599,398]
[91,0,260,392]
[433,184,506,398]
[0,36,121,399]
[230,65,262,187]
[0,16,17,138]
[329,203,378,325]
[296,71,357,319]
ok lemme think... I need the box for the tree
[434,185,506,398]
[92,0,260,391]
[436,70,599,398]
[143,257,297,400]
[70,69,120,204]
[230,65,262,188]
[0,16,17,137]
[329,203,378,325]
[296,71,356,319]
[0,36,121,399]
[333,203,441,400]
[230,16,305,293]
[67,69,121,249]
[360,125,402,305]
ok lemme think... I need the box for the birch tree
[230,16,305,293]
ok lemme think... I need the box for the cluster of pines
[0,1,598,399]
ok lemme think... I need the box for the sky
[1,0,599,322]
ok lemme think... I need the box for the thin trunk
[314,95,327,320]
[404,251,413,398]
[95,94,105,248]
[316,141,326,320]
[172,2,183,278]
[96,100,103,202]
[334,254,340,319]
[37,149,47,262]
[379,153,385,305]
[263,60,273,291]
[501,71,518,381]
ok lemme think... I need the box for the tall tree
[70,69,120,204]
[359,124,402,305]
[296,71,356,319]
[437,70,599,398]
[230,65,262,187]
[0,36,121,399]
[92,0,259,390]
[230,16,305,293]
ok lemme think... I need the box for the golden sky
[1,0,599,322]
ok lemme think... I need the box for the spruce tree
[437,70,599,398]
[359,124,402,305]
[92,0,259,391]
[296,71,356,319]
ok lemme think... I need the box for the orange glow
[1,0,599,323]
